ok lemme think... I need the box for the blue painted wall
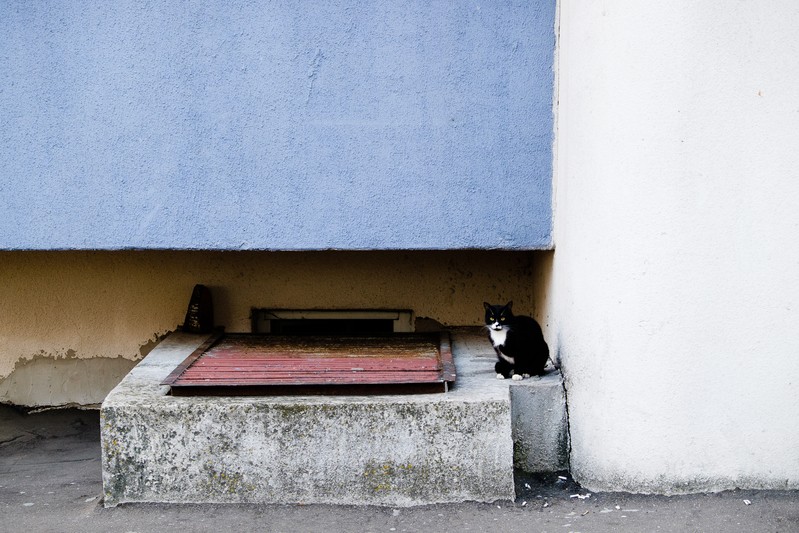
[1,1,555,250]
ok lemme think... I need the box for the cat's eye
[500,317,506,321]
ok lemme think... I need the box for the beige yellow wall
[0,250,550,406]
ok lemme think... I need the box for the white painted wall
[549,1,799,493]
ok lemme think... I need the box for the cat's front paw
[511,374,524,381]
[496,373,506,380]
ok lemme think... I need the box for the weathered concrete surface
[7,405,799,533]
[101,330,521,506]
[510,372,569,472]
[446,331,569,474]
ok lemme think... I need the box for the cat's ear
[483,302,491,310]
[505,301,513,311]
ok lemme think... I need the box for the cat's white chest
[489,327,508,348]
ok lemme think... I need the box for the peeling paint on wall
[0,356,137,407]
[0,333,167,407]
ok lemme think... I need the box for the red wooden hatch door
[162,332,456,395]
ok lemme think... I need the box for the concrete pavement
[1,405,797,533]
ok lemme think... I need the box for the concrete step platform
[101,329,567,507]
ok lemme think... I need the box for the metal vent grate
[252,309,415,334]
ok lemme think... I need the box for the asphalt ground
[1,405,797,533]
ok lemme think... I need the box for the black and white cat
[484,301,549,380]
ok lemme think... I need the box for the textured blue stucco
[1,1,555,250]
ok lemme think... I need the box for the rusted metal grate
[162,332,456,395]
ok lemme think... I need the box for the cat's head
[483,301,513,331]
